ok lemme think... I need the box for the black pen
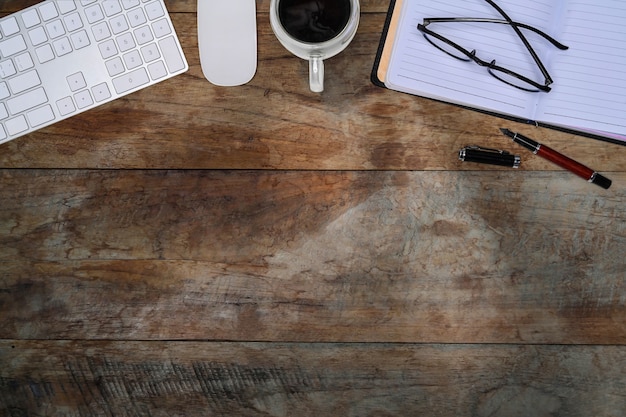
[459,146,521,168]
[500,128,612,189]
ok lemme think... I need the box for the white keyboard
[0,0,188,145]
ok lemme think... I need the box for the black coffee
[278,0,352,43]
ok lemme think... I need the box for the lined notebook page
[538,1,626,138]
[385,0,561,119]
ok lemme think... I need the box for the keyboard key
[56,97,76,116]
[112,67,149,93]
[105,57,125,76]
[53,37,73,56]
[39,3,59,22]
[57,1,78,14]
[140,43,160,62]
[35,44,55,63]
[148,60,167,80]
[145,1,165,20]
[98,39,118,59]
[0,125,6,141]
[0,82,9,99]
[67,72,87,92]
[0,82,11,100]
[74,90,94,109]
[0,60,16,78]
[7,87,48,115]
[85,4,105,24]
[1,17,20,37]
[122,0,141,9]
[14,52,34,71]
[21,10,41,29]
[9,69,41,94]
[134,25,154,45]
[151,18,171,38]
[28,27,48,46]
[5,115,29,135]
[0,103,8,119]
[110,15,130,35]
[70,30,91,50]
[27,105,55,127]
[123,50,142,69]
[128,8,147,28]
[63,12,84,32]
[103,0,123,17]
[92,82,112,102]
[92,21,112,41]
[0,35,28,57]
[46,20,66,39]
[159,36,185,73]
[116,32,136,52]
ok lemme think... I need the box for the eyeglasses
[417,0,568,92]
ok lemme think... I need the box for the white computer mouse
[197,0,257,86]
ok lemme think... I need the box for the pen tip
[499,128,513,137]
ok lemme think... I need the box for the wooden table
[1,1,625,415]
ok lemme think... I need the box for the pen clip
[463,145,511,155]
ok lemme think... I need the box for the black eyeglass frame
[417,0,568,92]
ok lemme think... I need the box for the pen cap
[591,173,612,189]
[459,147,520,168]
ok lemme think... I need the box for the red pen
[500,128,612,189]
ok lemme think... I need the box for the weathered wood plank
[1,341,625,417]
[1,169,624,343]
[1,10,624,170]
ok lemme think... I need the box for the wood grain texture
[1,169,624,344]
[1,1,625,415]
[2,341,625,417]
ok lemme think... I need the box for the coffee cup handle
[309,56,324,93]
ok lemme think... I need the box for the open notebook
[372,0,626,144]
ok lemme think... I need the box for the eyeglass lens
[488,67,540,92]
[422,33,472,62]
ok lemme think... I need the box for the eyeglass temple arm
[422,18,568,50]
[485,0,555,86]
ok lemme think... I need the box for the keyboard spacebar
[112,68,150,94]
[7,87,48,115]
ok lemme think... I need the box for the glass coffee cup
[270,0,360,92]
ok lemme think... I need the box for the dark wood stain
[1,1,625,416]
